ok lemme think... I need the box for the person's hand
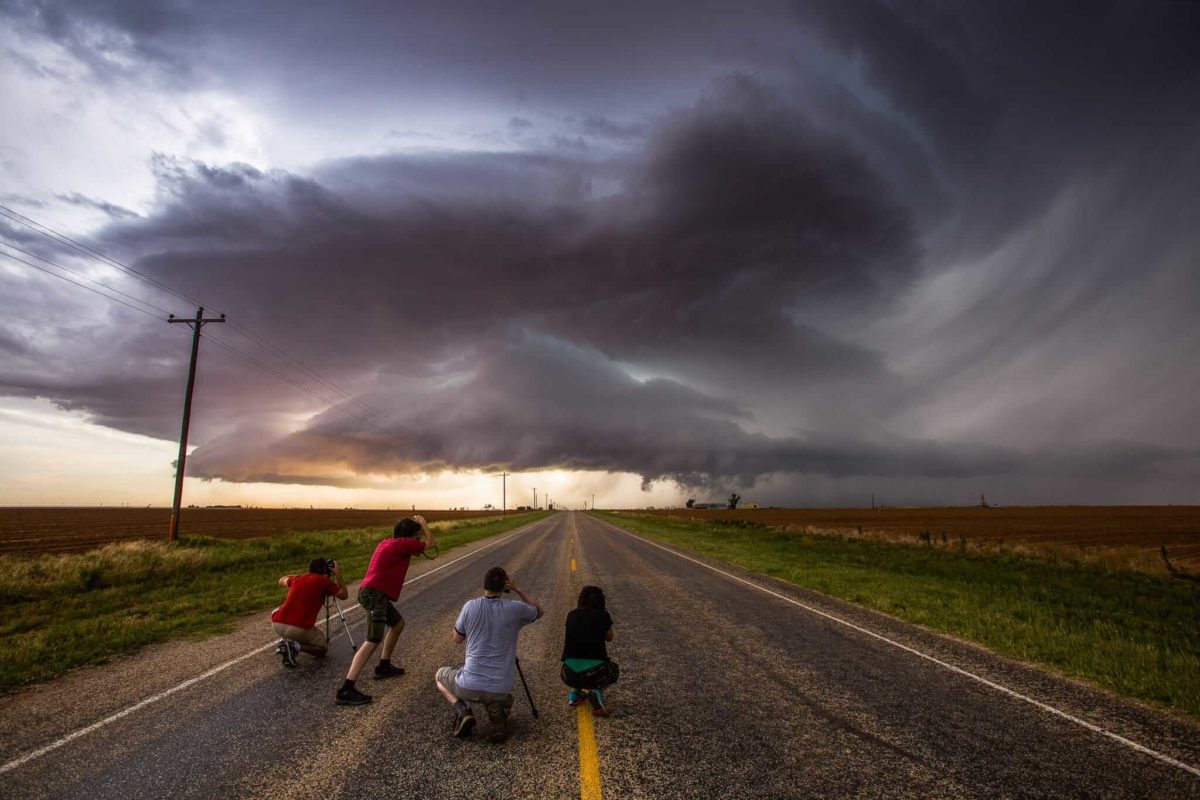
[506,575,520,592]
[331,561,343,579]
[412,514,427,526]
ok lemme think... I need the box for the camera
[324,558,337,576]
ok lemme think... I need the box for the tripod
[514,657,539,718]
[325,596,357,651]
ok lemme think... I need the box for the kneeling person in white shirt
[436,566,542,741]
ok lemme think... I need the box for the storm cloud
[2,1,1198,504]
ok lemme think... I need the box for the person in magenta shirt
[336,515,438,706]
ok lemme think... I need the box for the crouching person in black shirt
[560,585,618,716]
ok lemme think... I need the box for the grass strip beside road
[595,512,1200,719]
[0,512,547,691]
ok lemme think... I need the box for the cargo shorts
[358,586,401,643]
[436,666,514,709]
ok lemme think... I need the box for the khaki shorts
[272,622,327,648]
[437,666,513,708]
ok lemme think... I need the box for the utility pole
[499,472,510,515]
[167,306,225,543]
[532,487,537,509]
[592,492,595,512]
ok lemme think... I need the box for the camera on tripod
[324,558,337,576]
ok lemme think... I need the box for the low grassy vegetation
[597,511,1200,718]
[0,512,546,690]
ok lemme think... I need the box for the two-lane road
[2,512,1198,798]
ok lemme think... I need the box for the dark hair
[484,566,508,593]
[308,557,328,575]
[394,518,422,538]
[577,585,606,610]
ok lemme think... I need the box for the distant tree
[686,498,695,509]
[483,503,494,510]
[728,493,741,510]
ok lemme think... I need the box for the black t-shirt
[561,607,613,661]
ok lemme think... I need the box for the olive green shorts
[358,586,402,643]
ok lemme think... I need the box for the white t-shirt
[454,596,539,694]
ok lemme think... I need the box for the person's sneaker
[373,661,405,679]
[280,641,299,668]
[589,689,609,717]
[452,707,476,738]
[568,690,586,707]
[335,686,372,706]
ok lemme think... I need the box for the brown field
[0,508,503,555]
[630,506,1200,572]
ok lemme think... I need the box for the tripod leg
[333,598,357,651]
[515,657,539,718]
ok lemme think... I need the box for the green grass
[0,512,547,691]
[596,511,1200,718]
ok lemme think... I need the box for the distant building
[741,502,759,509]
[691,502,726,509]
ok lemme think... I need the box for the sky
[1,0,1198,509]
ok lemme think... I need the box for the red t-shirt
[360,537,427,600]
[271,573,338,628]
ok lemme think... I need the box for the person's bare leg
[435,677,458,705]
[345,640,378,681]
[379,616,405,661]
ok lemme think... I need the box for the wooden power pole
[167,306,225,542]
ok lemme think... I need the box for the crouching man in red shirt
[271,558,349,667]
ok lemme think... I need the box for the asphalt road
[2,511,1198,799]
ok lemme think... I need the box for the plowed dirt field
[634,506,1200,571]
[0,508,501,554]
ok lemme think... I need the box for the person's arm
[278,575,292,588]
[330,561,349,600]
[452,603,467,643]
[414,514,437,554]
[506,575,543,620]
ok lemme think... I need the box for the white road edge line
[0,518,547,776]
[597,517,1200,780]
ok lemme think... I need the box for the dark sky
[2,0,1199,505]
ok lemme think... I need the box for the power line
[224,319,398,428]
[0,250,166,321]
[201,334,393,432]
[1,203,400,429]
[0,244,381,428]
[0,240,176,316]
[0,203,205,309]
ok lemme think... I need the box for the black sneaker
[336,686,372,706]
[281,641,298,668]
[373,661,405,679]
[452,708,476,738]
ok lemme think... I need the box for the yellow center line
[570,557,577,572]
[577,704,603,800]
